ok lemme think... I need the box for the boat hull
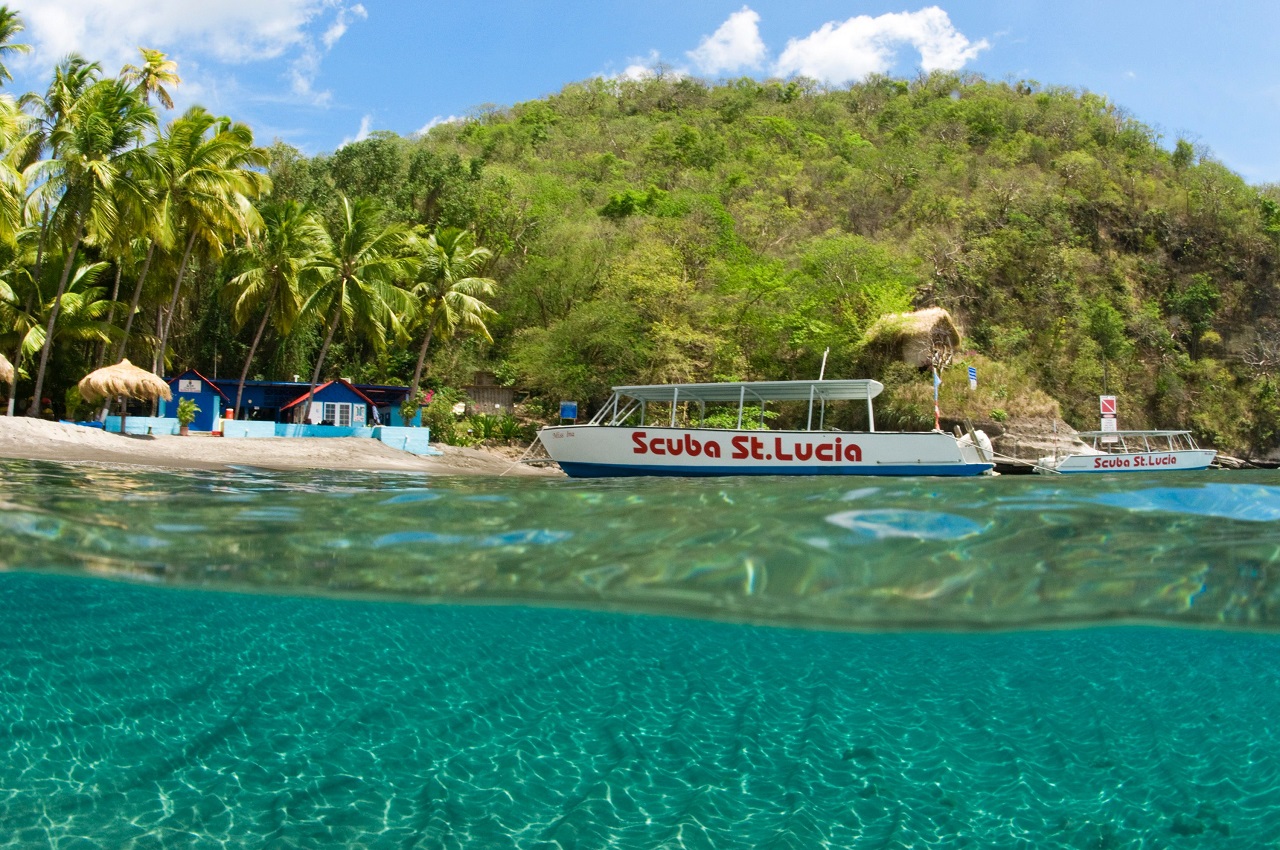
[539,425,993,478]
[1040,449,1217,474]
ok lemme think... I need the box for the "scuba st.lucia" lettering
[630,431,861,463]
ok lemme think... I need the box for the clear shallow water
[3,459,1280,846]
[2,461,1279,628]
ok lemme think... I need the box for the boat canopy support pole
[670,388,679,427]
[806,385,816,431]
[607,397,642,426]
[867,397,875,432]
[736,386,745,430]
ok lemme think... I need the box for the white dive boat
[537,379,994,478]
[1036,429,1216,474]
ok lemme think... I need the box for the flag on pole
[933,368,942,430]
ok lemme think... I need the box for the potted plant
[176,397,201,436]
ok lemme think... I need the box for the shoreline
[0,417,562,477]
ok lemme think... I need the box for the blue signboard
[967,366,977,389]
[559,401,578,421]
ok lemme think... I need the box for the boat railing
[585,380,886,433]
[1077,429,1200,454]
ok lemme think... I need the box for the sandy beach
[0,417,562,476]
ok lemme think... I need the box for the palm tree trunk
[149,310,167,416]
[303,296,343,423]
[6,290,33,416]
[95,264,124,369]
[28,222,85,417]
[406,325,437,425]
[115,242,156,361]
[5,339,21,416]
[233,284,278,420]
[18,205,51,417]
[154,230,198,377]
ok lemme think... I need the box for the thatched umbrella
[0,352,12,386]
[78,359,172,433]
[863,307,962,369]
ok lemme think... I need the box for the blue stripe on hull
[557,462,993,478]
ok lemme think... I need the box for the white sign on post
[1100,395,1117,433]
[1100,414,1118,442]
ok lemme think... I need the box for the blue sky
[10,1,1280,184]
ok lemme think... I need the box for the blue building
[279,380,378,426]
[208,379,413,425]
[166,370,229,432]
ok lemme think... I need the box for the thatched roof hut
[862,307,962,368]
[0,353,12,385]
[78,359,172,403]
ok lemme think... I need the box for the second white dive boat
[1036,429,1216,474]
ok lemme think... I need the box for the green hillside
[271,72,1280,454]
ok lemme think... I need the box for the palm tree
[151,106,269,377]
[297,195,413,420]
[0,85,29,246]
[23,77,156,416]
[0,5,30,86]
[224,199,325,419]
[405,227,497,410]
[17,54,102,162]
[0,226,35,414]
[0,242,117,414]
[104,142,170,366]
[120,48,180,109]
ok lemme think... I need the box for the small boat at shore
[1035,429,1216,474]
[537,379,994,478]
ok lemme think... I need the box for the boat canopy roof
[1074,429,1193,438]
[609,379,885,404]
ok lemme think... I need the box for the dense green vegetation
[5,6,1280,456]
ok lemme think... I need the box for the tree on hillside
[404,227,496,410]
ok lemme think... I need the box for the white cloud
[15,0,366,106]
[616,50,664,82]
[339,114,372,147]
[687,7,766,75]
[774,6,988,83]
[416,115,462,136]
[323,3,367,50]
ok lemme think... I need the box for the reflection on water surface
[2,459,1278,629]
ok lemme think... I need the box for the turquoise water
[3,460,1280,846]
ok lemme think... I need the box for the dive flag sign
[1100,395,1117,416]
[967,366,977,390]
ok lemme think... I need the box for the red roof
[280,379,377,411]
[167,369,231,401]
